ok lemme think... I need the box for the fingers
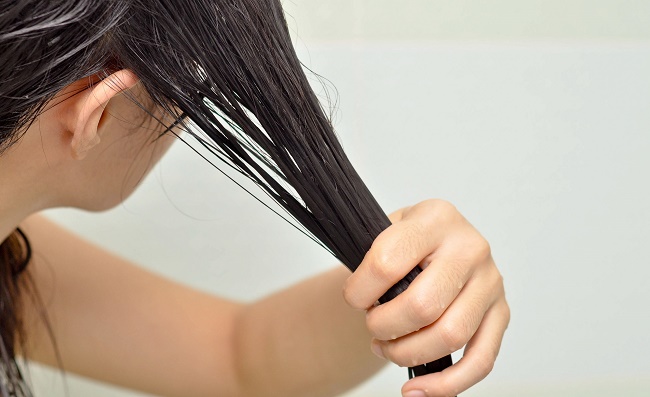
[370,266,502,367]
[400,299,510,397]
[365,252,473,341]
[364,230,493,341]
[343,200,459,310]
[343,198,507,396]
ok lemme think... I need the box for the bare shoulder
[19,213,69,243]
[20,212,143,270]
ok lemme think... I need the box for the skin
[0,70,509,397]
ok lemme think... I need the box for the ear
[69,69,139,160]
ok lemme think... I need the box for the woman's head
[1,2,179,212]
[1,69,177,212]
[1,0,333,211]
[1,1,130,153]
[2,0,348,394]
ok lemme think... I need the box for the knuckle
[426,198,457,214]
[364,311,383,339]
[408,290,442,326]
[369,249,400,284]
[502,299,512,327]
[481,266,501,293]
[493,271,506,293]
[416,198,459,226]
[477,237,492,259]
[384,343,413,367]
[496,270,505,286]
[474,355,495,379]
[485,266,507,304]
[341,280,364,310]
[439,321,466,352]
[435,199,460,220]
[470,234,491,262]
[434,200,458,224]
[341,283,355,307]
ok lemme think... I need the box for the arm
[19,214,384,397]
[20,199,508,397]
[234,199,509,397]
[232,210,418,397]
[233,266,384,397]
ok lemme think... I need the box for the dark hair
[2,1,451,394]
[0,229,33,396]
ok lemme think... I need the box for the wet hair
[0,229,33,397]
[1,0,451,394]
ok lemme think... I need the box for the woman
[0,1,509,396]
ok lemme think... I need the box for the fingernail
[403,390,426,397]
[370,341,385,359]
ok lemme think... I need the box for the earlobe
[71,130,101,160]
[70,69,140,160]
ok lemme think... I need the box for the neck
[0,147,56,243]
[0,183,49,243]
[0,207,30,243]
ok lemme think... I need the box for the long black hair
[1,1,451,394]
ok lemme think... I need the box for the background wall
[30,1,650,396]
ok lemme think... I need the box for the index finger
[343,216,445,310]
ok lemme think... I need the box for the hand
[342,199,509,397]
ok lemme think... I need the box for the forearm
[233,266,386,397]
